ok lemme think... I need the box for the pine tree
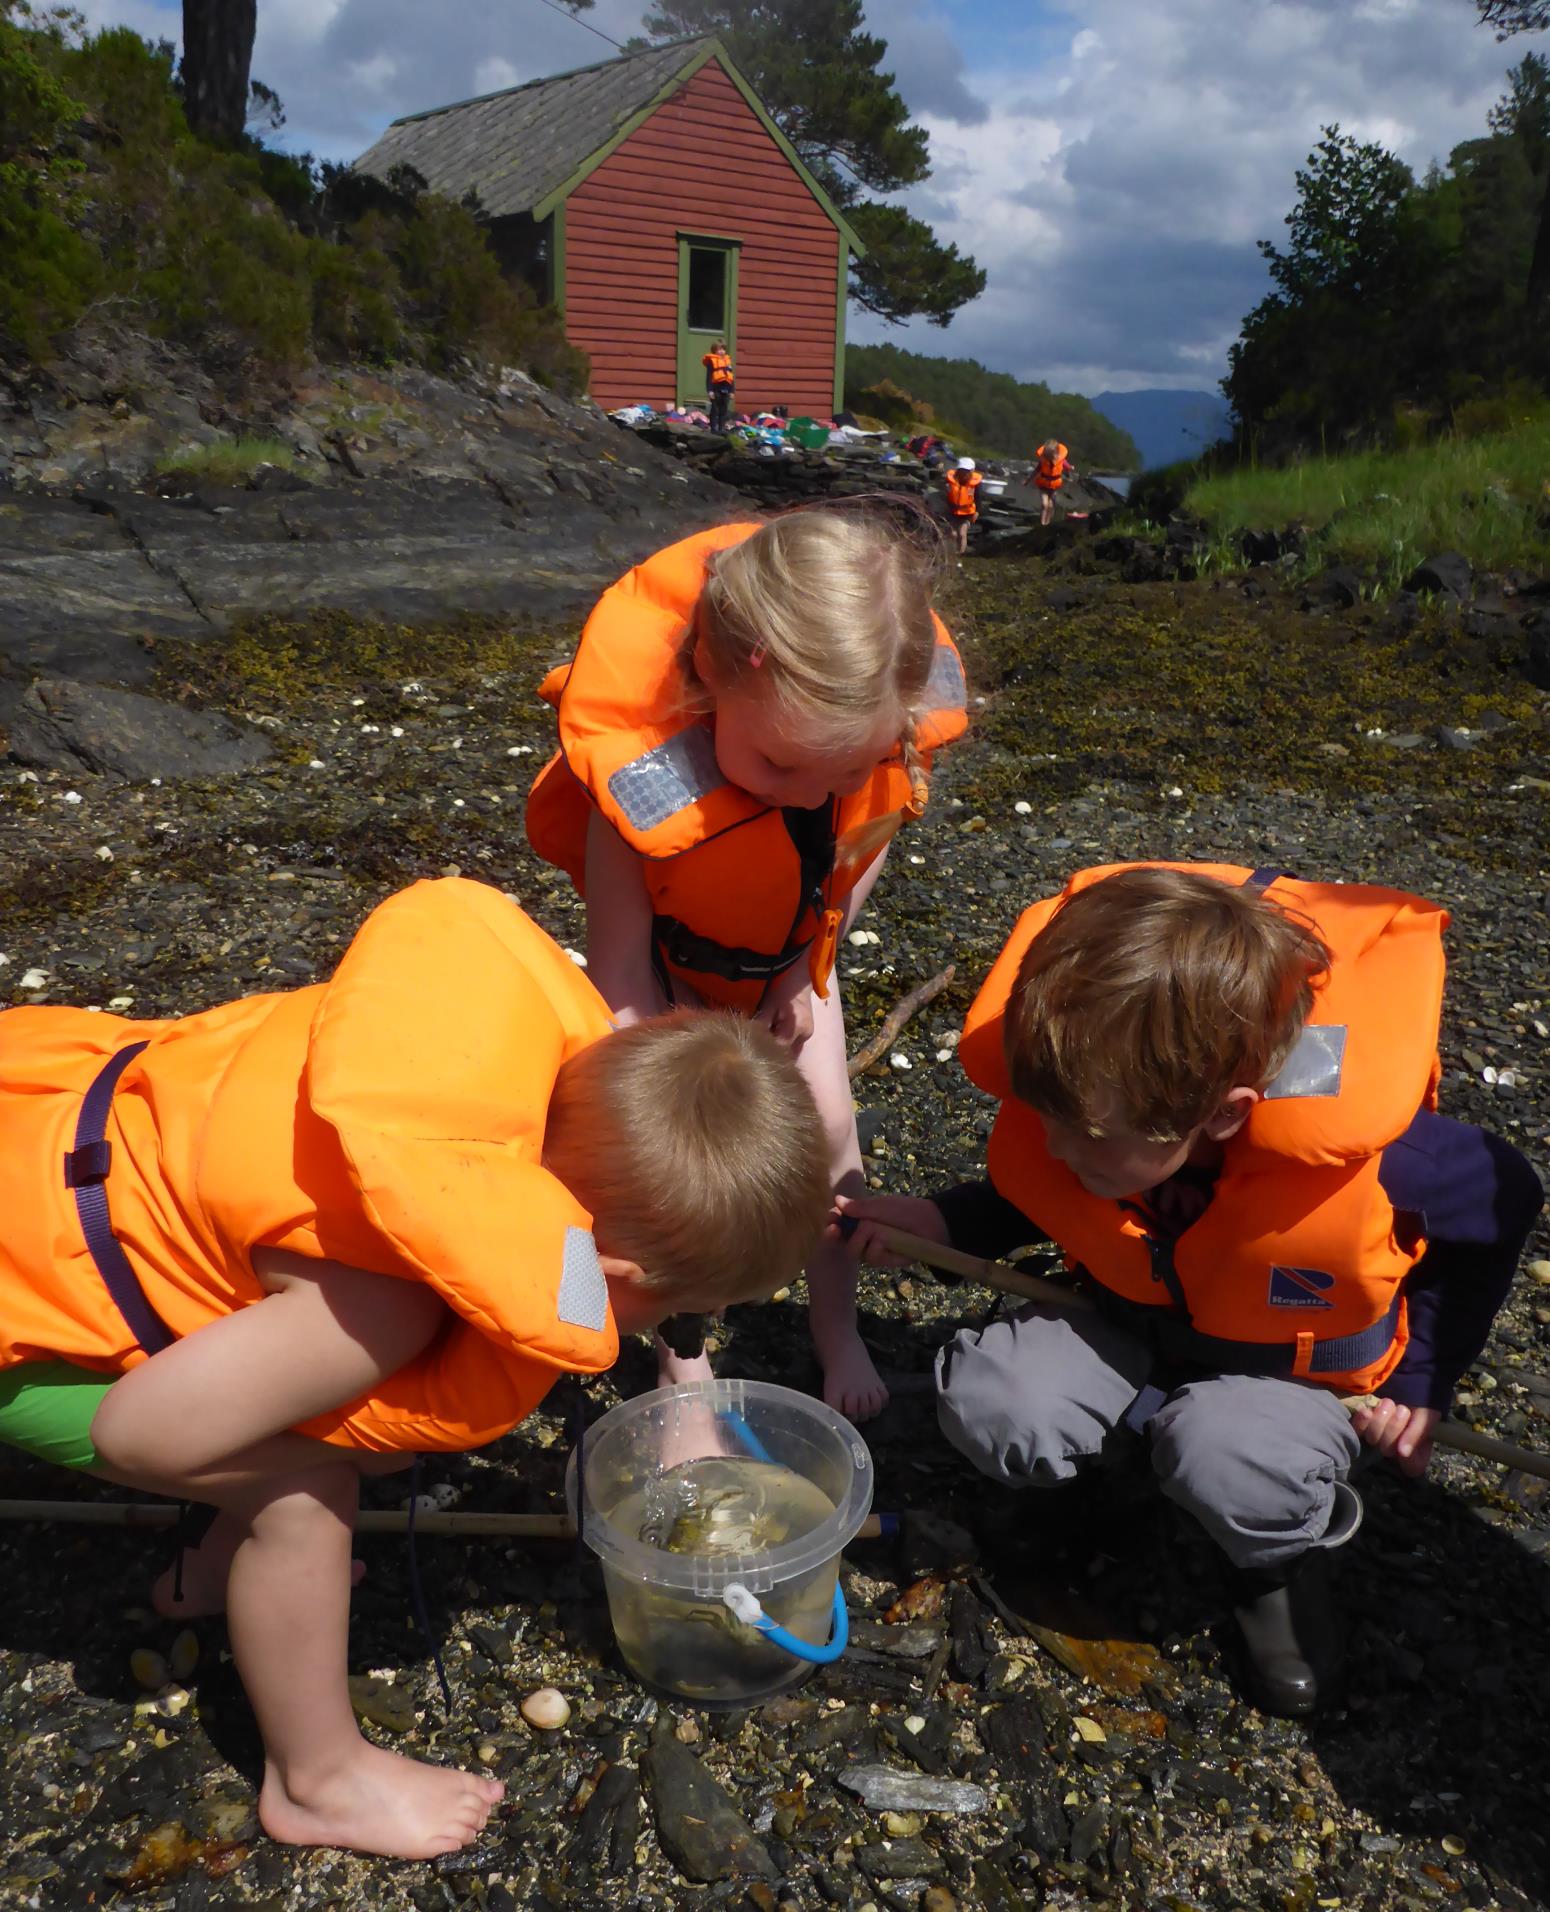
[639,0,984,326]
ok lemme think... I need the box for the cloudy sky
[67,0,1547,396]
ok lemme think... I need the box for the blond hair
[691,508,942,751]
[1005,868,1330,1141]
[542,1011,829,1308]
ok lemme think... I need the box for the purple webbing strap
[63,1041,174,1356]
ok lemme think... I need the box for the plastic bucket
[569,1379,873,1704]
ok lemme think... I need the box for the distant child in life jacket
[703,337,735,433]
[1024,438,1074,526]
[944,456,983,557]
[0,878,828,1861]
[525,510,969,1421]
[841,865,1542,1716]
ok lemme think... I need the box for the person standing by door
[703,338,735,432]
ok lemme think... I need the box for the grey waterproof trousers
[935,1304,1361,1571]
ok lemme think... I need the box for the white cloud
[858,0,1547,394]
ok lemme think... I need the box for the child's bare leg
[797,983,887,1421]
[232,1463,502,1858]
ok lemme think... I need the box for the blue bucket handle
[715,1403,851,1665]
[723,1579,850,1664]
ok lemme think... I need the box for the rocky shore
[0,384,1548,1910]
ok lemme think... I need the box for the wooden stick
[866,1219,1096,1312]
[0,1500,889,1541]
[872,1223,1550,1484]
[846,965,956,1078]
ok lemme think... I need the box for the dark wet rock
[857,1834,945,1881]
[1405,550,1473,598]
[3,675,271,780]
[570,1759,642,1871]
[981,1702,1069,1858]
[1240,525,1306,565]
[947,1583,991,1684]
[643,1718,777,1883]
[1303,563,1365,609]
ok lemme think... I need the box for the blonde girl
[525,507,968,1419]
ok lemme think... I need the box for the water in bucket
[570,1380,873,1705]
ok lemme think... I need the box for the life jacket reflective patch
[1267,1265,1337,1310]
[924,643,967,708]
[608,725,725,834]
[558,1225,609,1330]
[1263,1024,1347,1100]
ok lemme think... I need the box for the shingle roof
[352,37,716,221]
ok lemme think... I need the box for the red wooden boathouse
[354,37,864,417]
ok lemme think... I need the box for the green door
[677,234,739,410]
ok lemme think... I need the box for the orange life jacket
[0,879,619,1452]
[704,349,734,386]
[945,469,982,517]
[524,523,969,1013]
[1035,444,1069,489]
[957,863,1449,1395]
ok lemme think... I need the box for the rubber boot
[1225,1480,1362,1718]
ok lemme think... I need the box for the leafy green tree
[1474,1,1550,29]
[1469,4,1550,326]
[638,0,985,326]
[1256,125,1414,300]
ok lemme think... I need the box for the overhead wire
[529,0,626,50]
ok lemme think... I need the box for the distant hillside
[846,344,1139,467]
[1091,389,1233,470]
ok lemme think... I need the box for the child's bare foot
[820,1334,889,1423]
[153,1514,366,1619]
[259,1741,504,1858]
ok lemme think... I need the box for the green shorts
[0,1361,114,1470]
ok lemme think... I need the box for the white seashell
[20,968,48,990]
[107,996,135,1011]
[1014,801,1032,815]
[890,1053,912,1070]
[95,845,114,861]
[62,790,82,804]
[564,948,587,966]
[308,758,326,770]
[521,1687,571,1730]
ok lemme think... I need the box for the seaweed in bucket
[609,1455,838,1702]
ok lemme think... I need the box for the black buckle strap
[651,915,809,985]
[64,1040,175,1356]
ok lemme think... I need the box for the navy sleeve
[1377,1114,1544,1412]
[930,1179,1048,1262]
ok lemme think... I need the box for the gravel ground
[0,550,1547,1912]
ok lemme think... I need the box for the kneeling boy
[0,878,829,1858]
[844,864,1542,1715]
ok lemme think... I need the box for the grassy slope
[1184,417,1550,585]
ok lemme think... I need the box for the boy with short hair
[0,878,830,1858]
[843,864,1542,1715]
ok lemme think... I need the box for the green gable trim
[533,40,866,260]
[550,204,567,311]
[833,242,848,415]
